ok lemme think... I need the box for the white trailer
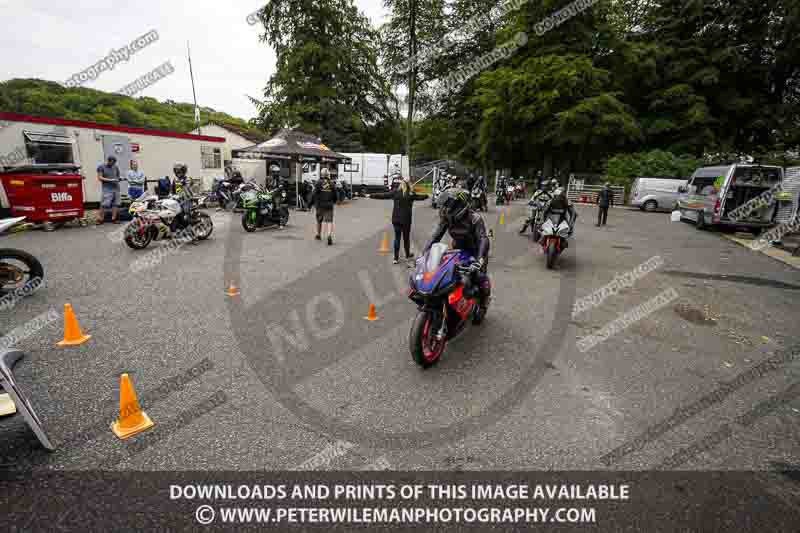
[333,153,409,195]
[0,112,225,207]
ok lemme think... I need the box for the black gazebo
[232,129,351,207]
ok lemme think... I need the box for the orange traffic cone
[378,232,391,255]
[111,373,154,439]
[364,304,379,321]
[226,283,240,297]
[57,304,92,347]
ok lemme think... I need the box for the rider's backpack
[156,177,172,198]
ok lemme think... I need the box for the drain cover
[674,303,718,325]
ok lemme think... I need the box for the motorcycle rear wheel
[0,249,44,296]
[409,311,446,368]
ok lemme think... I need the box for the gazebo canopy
[232,129,350,163]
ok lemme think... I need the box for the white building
[189,123,271,183]
[0,111,225,205]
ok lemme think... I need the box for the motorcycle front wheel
[409,311,446,368]
[0,249,44,296]
[241,211,258,233]
[124,221,153,250]
[546,241,558,269]
[193,214,214,240]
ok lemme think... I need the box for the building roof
[0,111,225,143]
[207,122,270,144]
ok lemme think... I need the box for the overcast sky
[0,0,389,121]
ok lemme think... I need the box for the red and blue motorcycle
[407,243,490,368]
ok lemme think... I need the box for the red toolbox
[1,164,85,225]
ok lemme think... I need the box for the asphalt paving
[1,197,799,479]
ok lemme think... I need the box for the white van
[336,153,409,195]
[630,177,688,211]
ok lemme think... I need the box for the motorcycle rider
[520,178,559,235]
[268,163,282,190]
[171,162,195,230]
[541,186,577,238]
[424,189,491,320]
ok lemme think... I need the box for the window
[344,162,360,173]
[201,145,222,169]
[23,131,74,165]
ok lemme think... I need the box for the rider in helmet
[423,188,492,318]
[171,162,195,232]
[269,163,282,190]
[541,186,577,237]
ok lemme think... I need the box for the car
[630,177,688,212]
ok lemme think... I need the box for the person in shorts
[309,168,337,245]
[97,156,121,224]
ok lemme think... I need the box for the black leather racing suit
[425,212,492,309]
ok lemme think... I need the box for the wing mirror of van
[677,186,688,193]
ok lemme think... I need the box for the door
[101,135,132,196]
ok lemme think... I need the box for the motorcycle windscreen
[241,190,258,206]
[425,243,449,273]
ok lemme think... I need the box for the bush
[604,150,703,187]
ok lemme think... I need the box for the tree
[252,0,393,151]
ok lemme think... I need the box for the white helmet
[320,168,330,179]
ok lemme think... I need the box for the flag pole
[187,41,201,134]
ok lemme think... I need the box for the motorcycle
[470,187,488,212]
[207,177,240,210]
[408,243,490,368]
[515,181,526,200]
[495,182,511,206]
[432,175,455,209]
[0,217,44,298]
[124,192,213,250]
[539,208,572,269]
[241,183,290,232]
[520,191,553,240]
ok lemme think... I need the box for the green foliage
[0,78,261,137]
[604,150,704,185]
[252,0,394,152]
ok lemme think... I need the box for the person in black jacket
[309,168,338,245]
[370,174,429,264]
[596,182,614,226]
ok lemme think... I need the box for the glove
[469,259,483,274]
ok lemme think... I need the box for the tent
[232,129,351,207]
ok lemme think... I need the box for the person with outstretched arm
[369,173,429,264]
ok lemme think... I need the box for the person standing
[126,159,146,199]
[370,174,429,264]
[309,167,337,245]
[97,155,121,224]
[596,182,614,226]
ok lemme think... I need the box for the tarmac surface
[1,197,799,484]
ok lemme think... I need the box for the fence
[776,167,800,224]
[567,179,626,206]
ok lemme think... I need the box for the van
[677,164,784,234]
[630,177,688,211]
[336,153,409,196]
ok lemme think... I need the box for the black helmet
[173,162,187,178]
[437,188,470,225]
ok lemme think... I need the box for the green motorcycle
[241,185,289,232]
